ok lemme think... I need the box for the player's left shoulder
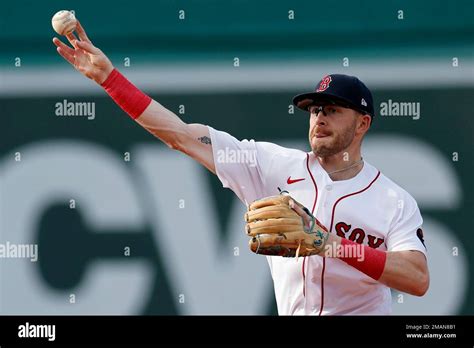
[367,161,420,208]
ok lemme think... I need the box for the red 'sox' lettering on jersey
[335,221,385,249]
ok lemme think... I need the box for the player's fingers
[66,32,79,48]
[75,40,101,55]
[289,199,306,217]
[289,199,313,229]
[52,37,74,55]
[56,46,75,65]
[75,20,92,43]
[289,200,328,232]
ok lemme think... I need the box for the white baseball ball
[51,10,77,36]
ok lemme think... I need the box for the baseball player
[53,21,429,315]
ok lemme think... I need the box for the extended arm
[135,101,215,173]
[53,20,215,173]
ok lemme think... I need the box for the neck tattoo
[327,158,364,175]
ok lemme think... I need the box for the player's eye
[326,107,337,115]
[310,106,321,115]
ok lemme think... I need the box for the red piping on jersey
[306,154,319,214]
[319,258,326,315]
[328,171,381,232]
[303,153,319,298]
[318,170,381,316]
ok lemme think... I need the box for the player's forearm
[100,69,188,149]
[378,250,429,296]
[322,234,429,296]
[99,69,216,172]
[135,100,189,150]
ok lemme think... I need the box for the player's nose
[314,111,327,126]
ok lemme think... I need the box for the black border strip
[0,315,472,345]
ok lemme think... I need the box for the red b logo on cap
[316,75,332,92]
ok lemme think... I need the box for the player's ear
[356,113,371,135]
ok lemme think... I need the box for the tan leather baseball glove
[244,193,329,258]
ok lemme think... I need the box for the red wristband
[339,238,387,280]
[101,69,152,119]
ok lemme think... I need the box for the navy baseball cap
[292,74,374,118]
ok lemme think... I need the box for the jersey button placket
[303,259,320,314]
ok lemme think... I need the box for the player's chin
[311,139,336,157]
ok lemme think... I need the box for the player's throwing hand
[52,20,114,84]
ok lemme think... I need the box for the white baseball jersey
[208,126,427,315]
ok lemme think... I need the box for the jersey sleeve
[386,192,427,256]
[208,126,280,205]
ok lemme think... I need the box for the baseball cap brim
[292,91,364,113]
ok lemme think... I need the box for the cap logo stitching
[361,98,367,106]
[316,75,332,92]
